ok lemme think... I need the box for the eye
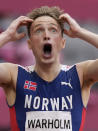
[51,28,57,33]
[34,28,43,34]
[36,29,42,33]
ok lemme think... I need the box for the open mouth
[43,43,52,58]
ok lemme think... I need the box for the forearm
[77,28,98,48]
[0,31,11,48]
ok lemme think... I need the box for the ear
[27,39,32,49]
[62,38,66,49]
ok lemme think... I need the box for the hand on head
[6,16,33,41]
[59,13,81,38]
[5,13,81,42]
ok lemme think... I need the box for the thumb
[63,29,69,36]
[16,32,26,40]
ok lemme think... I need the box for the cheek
[30,37,41,49]
[30,38,42,55]
[31,38,39,45]
[53,36,63,50]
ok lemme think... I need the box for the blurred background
[0,0,98,131]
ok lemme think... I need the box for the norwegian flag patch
[24,80,37,91]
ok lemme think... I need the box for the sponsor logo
[61,79,73,89]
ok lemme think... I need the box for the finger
[63,29,69,36]
[17,16,33,22]
[19,21,33,26]
[17,20,33,30]
[9,18,33,32]
[59,13,71,20]
[13,16,33,27]
[16,32,26,40]
[59,13,72,25]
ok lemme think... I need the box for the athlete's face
[28,16,66,64]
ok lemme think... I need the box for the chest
[23,79,74,112]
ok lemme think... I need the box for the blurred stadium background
[0,0,98,131]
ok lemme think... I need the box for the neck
[34,61,61,82]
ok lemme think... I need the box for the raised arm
[59,13,98,85]
[0,16,33,88]
[0,16,33,47]
[59,13,98,107]
[59,13,98,48]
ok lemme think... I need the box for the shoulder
[60,63,84,88]
[17,65,35,73]
[0,63,18,90]
[75,60,94,80]
[75,60,92,88]
[6,63,18,76]
[10,64,35,89]
[0,62,18,77]
[75,63,83,88]
[60,64,73,71]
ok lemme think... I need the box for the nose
[43,30,50,41]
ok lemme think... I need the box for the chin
[41,58,55,65]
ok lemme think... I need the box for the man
[0,6,98,131]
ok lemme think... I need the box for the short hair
[27,6,64,37]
